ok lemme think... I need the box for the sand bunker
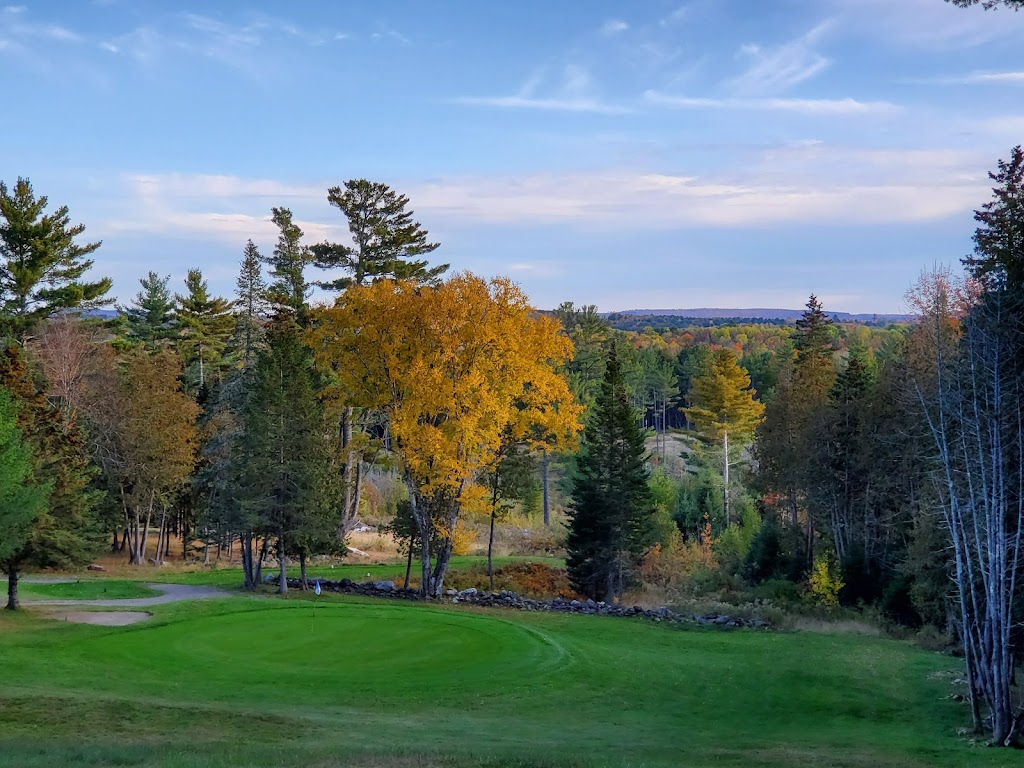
[45,610,151,626]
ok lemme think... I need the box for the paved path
[21,583,230,608]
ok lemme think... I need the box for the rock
[458,587,478,597]
[373,580,395,591]
[262,573,277,583]
[446,589,457,596]
[713,615,731,625]
[87,564,105,572]
[570,600,581,608]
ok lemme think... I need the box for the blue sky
[2,0,1023,313]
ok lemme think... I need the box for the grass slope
[17,579,161,600]
[0,593,997,768]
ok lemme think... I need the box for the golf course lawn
[16,579,162,600]
[0,592,1005,768]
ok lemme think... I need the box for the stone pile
[286,577,770,629]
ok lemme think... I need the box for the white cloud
[405,148,984,228]
[729,22,833,94]
[600,19,629,36]
[828,0,1024,48]
[916,70,1024,85]
[454,64,629,114]
[644,90,898,115]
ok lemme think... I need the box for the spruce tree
[233,240,268,370]
[119,271,175,349]
[566,343,655,602]
[311,179,447,291]
[0,178,112,339]
[175,268,234,393]
[236,313,339,594]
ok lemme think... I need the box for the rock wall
[286,577,770,629]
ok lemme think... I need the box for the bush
[808,557,844,607]
[442,562,578,599]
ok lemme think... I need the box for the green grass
[17,579,161,600]
[0,591,1001,768]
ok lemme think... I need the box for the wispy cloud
[828,0,1024,48]
[0,4,83,52]
[453,64,630,114]
[911,70,1024,85]
[644,90,898,115]
[729,22,833,94]
[600,19,629,36]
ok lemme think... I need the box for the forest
[2,145,1024,752]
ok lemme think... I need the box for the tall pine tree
[311,179,446,291]
[0,178,112,340]
[175,268,234,394]
[119,271,176,349]
[566,343,655,602]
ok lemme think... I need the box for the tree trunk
[351,461,363,524]
[277,535,287,595]
[255,538,266,586]
[542,450,550,526]
[241,536,254,590]
[111,528,120,553]
[5,567,18,611]
[723,430,730,526]
[341,406,355,536]
[404,540,413,590]
[139,491,154,565]
[488,504,497,592]
[300,551,308,591]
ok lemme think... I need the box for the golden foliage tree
[685,348,764,524]
[309,273,581,596]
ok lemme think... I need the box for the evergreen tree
[0,386,50,610]
[237,314,339,594]
[0,344,102,609]
[311,179,446,291]
[265,208,310,317]
[233,240,268,370]
[0,178,112,339]
[566,344,655,602]
[175,268,234,393]
[119,271,175,349]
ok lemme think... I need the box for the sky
[2,0,1023,314]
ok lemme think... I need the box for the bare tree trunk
[542,451,550,526]
[5,567,18,611]
[723,430,730,526]
[277,535,288,595]
[139,491,154,566]
[488,504,497,592]
[404,540,413,590]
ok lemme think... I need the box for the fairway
[0,594,1002,768]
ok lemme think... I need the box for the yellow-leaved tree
[309,273,581,596]
[685,348,764,526]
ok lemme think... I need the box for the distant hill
[607,308,911,323]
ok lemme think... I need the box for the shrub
[808,557,844,607]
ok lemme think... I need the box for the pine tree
[0,386,51,609]
[0,178,112,339]
[311,179,446,291]
[233,240,268,370]
[237,314,339,594]
[685,348,764,525]
[265,208,310,317]
[119,271,176,349]
[175,268,235,393]
[566,344,656,602]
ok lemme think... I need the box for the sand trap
[45,610,151,626]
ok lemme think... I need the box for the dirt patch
[42,610,150,626]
